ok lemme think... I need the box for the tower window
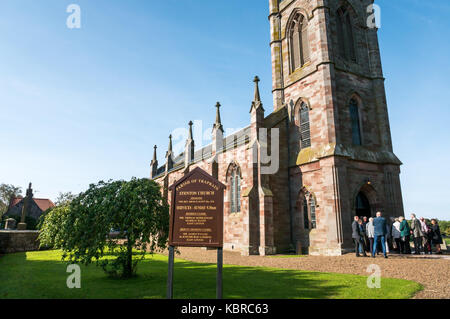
[337,5,356,62]
[230,166,241,213]
[288,13,310,72]
[349,98,362,145]
[300,102,311,149]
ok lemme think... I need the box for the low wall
[0,230,40,254]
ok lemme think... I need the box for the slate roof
[153,126,251,179]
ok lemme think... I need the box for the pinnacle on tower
[152,145,157,163]
[213,102,224,133]
[188,121,194,140]
[167,134,173,154]
[254,76,261,102]
[250,76,264,112]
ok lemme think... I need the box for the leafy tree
[39,178,169,278]
[0,184,22,216]
[38,205,70,246]
[54,192,76,206]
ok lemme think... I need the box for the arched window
[310,197,316,229]
[302,192,317,230]
[349,98,362,145]
[230,166,241,213]
[300,102,311,149]
[337,5,356,62]
[303,195,309,229]
[289,13,310,72]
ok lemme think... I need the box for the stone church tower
[151,0,404,256]
[268,0,404,255]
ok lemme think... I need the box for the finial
[253,76,261,102]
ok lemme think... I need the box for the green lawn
[0,250,422,299]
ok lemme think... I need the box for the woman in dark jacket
[430,219,443,254]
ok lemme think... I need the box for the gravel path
[165,247,450,299]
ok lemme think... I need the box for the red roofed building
[5,193,55,221]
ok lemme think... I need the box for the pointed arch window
[300,102,311,149]
[302,192,317,230]
[337,5,356,62]
[230,166,241,213]
[289,13,310,72]
[303,195,309,229]
[310,197,316,229]
[349,98,362,145]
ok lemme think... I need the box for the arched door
[355,192,371,218]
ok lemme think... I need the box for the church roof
[9,197,55,212]
[153,125,251,179]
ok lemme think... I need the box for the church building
[150,0,404,256]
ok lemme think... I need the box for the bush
[39,178,169,278]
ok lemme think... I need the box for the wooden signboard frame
[166,167,225,299]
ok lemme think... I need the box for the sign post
[166,167,225,299]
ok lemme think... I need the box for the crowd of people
[352,212,444,258]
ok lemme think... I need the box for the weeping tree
[39,178,169,278]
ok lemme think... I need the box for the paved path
[167,247,450,299]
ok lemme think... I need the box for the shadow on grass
[0,252,420,299]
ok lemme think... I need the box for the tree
[39,178,169,278]
[54,192,76,206]
[0,184,22,216]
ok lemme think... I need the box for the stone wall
[0,231,40,254]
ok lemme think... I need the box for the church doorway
[355,192,371,218]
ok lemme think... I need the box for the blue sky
[0,0,449,220]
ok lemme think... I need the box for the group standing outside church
[352,212,443,257]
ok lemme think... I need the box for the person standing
[420,217,432,254]
[372,211,388,258]
[410,214,424,255]
[392,218,402,253]
[362,216,370,253]
[385,219,391,254]
[358,219,367,254]
[430,219,443,254]
[366,217,375,255]
[352,216,367,257]
[399,216,411,254]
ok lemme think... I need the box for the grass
[0,250,422,299]
[444,238,450,245]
